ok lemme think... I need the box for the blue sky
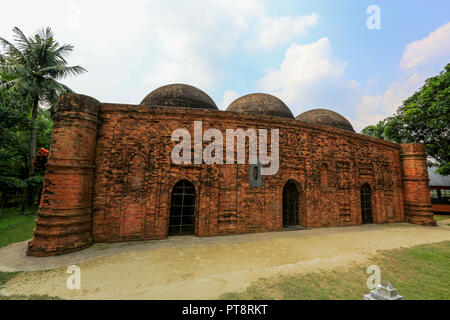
[1,0,450,131]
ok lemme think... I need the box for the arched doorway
[283,180,299,227]
[360,183,373,223]
[169,180,196,236]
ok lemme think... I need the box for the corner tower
[400,143,436,226]
[27,94,101,256]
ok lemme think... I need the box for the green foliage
[434,215,450,221]
[25,175,44,188]
[362,63,450,175]
[0,27,86,110]
[0,26,85,185]
[0,26,82,204]
[0,90,52,203]
[361,120,386,140]
[0,206,37,248]
[0,206,62,300]
[0,271,20,287]
[0,90,30,193]
[0,93,51,183]
[0,177,27,191]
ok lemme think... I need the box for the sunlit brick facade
[27,86,435,256]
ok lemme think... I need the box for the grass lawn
[434,214,450,221]
[0,269,61,300]
[0,206,37,249]
[0,271,20,287]
[0,206,52,300]
[220,241,450,300]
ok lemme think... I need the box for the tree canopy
[362,63,450,176]
[0,89,31,192]
[0,27,86,176]
[0,27,84,208]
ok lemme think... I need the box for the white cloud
[354,72,425,131]
[379,73,425,114]
[140,0,262,91]
[141,1,318,91]
[353,95,385,131]
[256,13,319,48]
[220,90,241,109]
[1,1,154,103]
[257,37,359,116]
[400,22,450,70]
[2,0,319,104]
[353,22,450,132]
[357,95,383,114]
[353,73,429,132]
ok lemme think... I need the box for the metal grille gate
[169,180,196,236]
[283,180,299,227]
[360,183,373,223]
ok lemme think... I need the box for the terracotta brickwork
[27,93,435,256]
[27,94,100,256]
[400,144,436,226]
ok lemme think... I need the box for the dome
[226,93,294,119]
[140,83,218,110]
[295,109,355,132]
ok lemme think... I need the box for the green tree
[0,27,86,176]
[0,89,30,213]
[361,120,386,140]
[0,89,53,212]
[362,63,450,175]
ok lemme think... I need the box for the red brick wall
[28,93,435,256]
[91,102,406,242]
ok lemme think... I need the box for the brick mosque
[27,84,436,256]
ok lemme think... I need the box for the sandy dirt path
[3,222,450,299]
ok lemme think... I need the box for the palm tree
[0,27,86,176]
